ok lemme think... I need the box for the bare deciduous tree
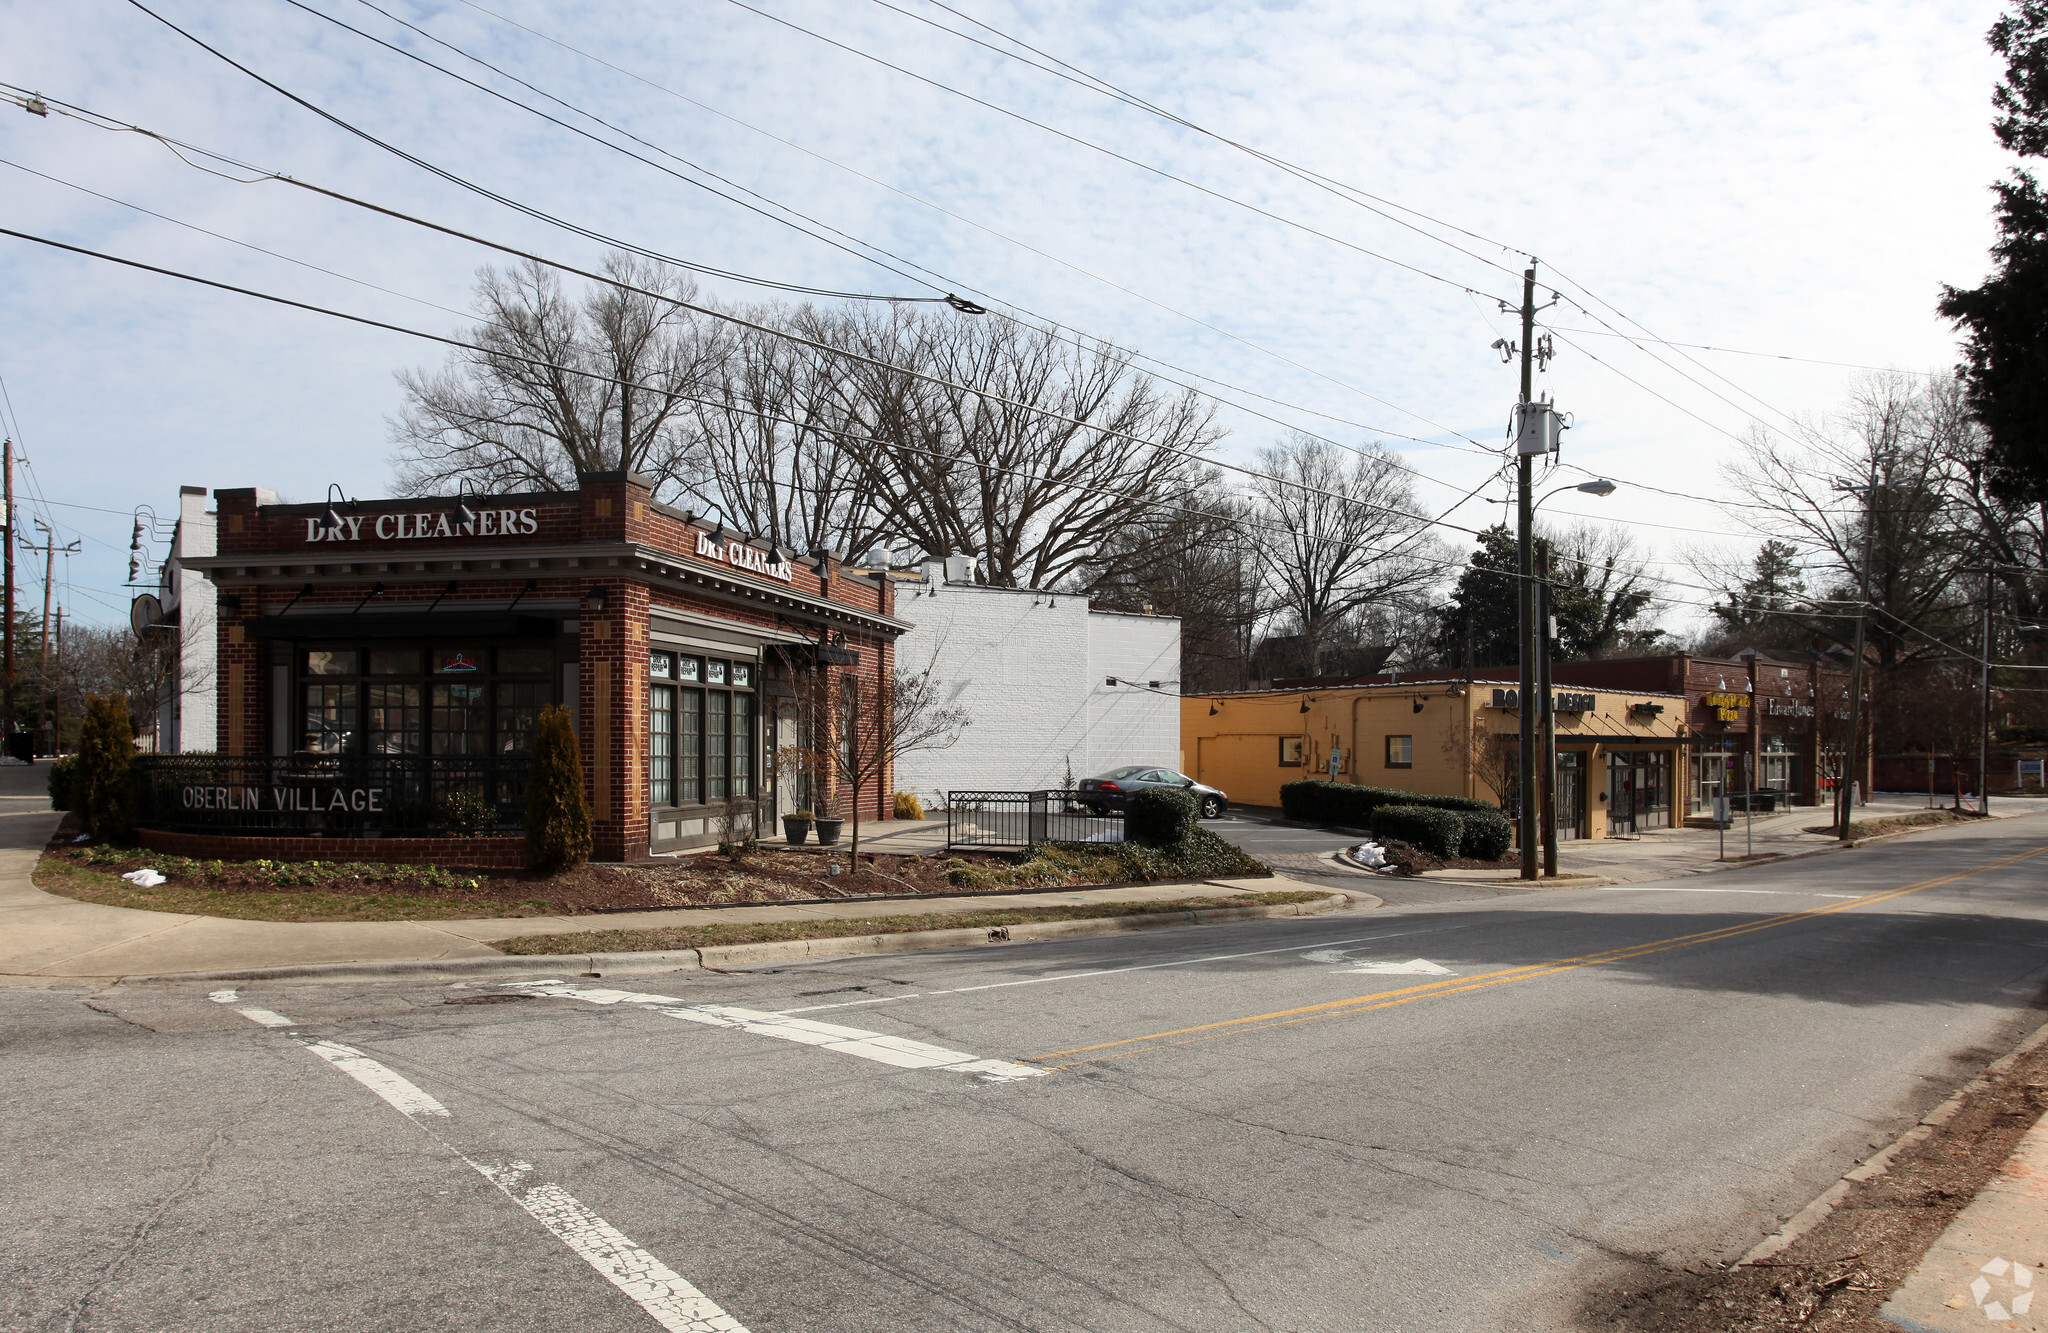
[391,255,723,495]
[1249,435,1441,676]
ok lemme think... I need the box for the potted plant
[783,809,815,845]
[812,813,846,846]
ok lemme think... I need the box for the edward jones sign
[303,508,540,542]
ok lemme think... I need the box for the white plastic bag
[120,869,168,888]
[1349,841,1388,869]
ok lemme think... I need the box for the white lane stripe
[281,1032,748,1331]
[510,983,1046,1082]
[663,1004,1048,1082]
[773,922,1487,1015]
[301,1040,453,1118]
[473,1161,747,1333]
[236,1007,297,1027]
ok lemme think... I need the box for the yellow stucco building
[1182,680,1689,840]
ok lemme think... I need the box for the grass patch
[496,889,1333,955]
[33,854,549,922]
[1804,809,1979,841]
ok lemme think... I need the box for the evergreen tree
[1940,1,2048,502]
[76,694,135,841]
[1710,540,1809,639]
[523,706,592,870]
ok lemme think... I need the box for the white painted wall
[892,568,1182,806]
[159,487,217,753]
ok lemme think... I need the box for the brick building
[168,472,904,860]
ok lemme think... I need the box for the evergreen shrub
[524,706,592,870]
[1456,809,1514,861]
[1126,787,1200,847]
[1368,804,1464,858]
[76,695,136,840]
[49,754,79,812]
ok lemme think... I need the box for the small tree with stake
[792,657,967,873]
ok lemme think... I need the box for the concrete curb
[110,892,1361,985]
[1739,1012,2048,1266]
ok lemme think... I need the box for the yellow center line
[1030,843,2048,1070]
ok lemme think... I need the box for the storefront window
[1385,735,1414,768]
[650,684,674,805]
[647,656,756,810]
[297,641,555,762]
[366,684,421,756]
[1761,736,1793,792]
[433,683,488,755]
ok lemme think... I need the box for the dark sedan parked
[1075,767,1229,819]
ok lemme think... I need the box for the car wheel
[1200,796,1224,819]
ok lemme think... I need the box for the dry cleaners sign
[697,531,795,583]
[304,508,540,542]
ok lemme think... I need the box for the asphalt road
[11,812,2048,1333]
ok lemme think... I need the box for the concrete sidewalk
[1881,1107,2048,1330]
[1,769,1337,983]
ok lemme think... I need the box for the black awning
[242,612,561,640]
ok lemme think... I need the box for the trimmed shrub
[893,791,926,820]
[1126,786,1200,847]
[76,694,136,840]
[1368,804,1464,858]
[1282,780,1502,830]
[49,754,79,812]
[524,706,592,870]
[1457,809,1514,861]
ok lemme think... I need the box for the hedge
[1457,809,1514,861]
[1280,779,1500,827]
[1127,786,1200,847]
[1368,805,1465,858]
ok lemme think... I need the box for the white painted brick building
[893,564,1181,806]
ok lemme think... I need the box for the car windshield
[1098,766,1148,780]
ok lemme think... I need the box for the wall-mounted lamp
[1412,697,1426,714]
[1208,703,1219,716]
[320,483,353,531]
[587,586,609,611]
[1299,698,1312,714]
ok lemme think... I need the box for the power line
[1536,325,1937,376]
[268,2,1508,463]
[0,222,1808,608]
[447,0,1503,456]
[104,6,959,306]
[857,0,1532,277]
[718,0,1516,304]
[9,84,1507,506]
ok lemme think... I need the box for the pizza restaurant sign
[696,531,795,584]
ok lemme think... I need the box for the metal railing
[944,790,1125,850]
[133,754,530,837]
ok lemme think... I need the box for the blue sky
[0,0,2014,632]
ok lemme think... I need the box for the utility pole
[1833,470,1881,841]
[1537,539,1558,877]
[1515,266,1539,880]
[22,520,78,757]
[1981,567,1994,818]
[2,438,13,747]
[51,607,63,756]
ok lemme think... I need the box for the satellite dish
[130,593,164,638]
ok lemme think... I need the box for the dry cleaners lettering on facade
[181,784,385,813]
[696,531,796,583]
[303,509,540,542]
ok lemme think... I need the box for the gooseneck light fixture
[320,483,353,532]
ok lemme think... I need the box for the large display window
[296,643,556,757]
[648,651,757,809]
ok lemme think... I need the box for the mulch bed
[47,835,1027,915]
[1371,837,1522,876]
